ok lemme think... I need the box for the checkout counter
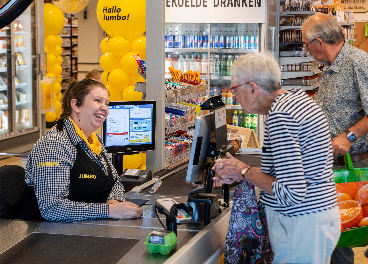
[0,154,262,264]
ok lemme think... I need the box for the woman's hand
[108,201,143,219]
[212,152,251,184]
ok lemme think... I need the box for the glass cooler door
[13,5,38,135]
[0,24,11,136]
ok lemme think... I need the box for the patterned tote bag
[224,180,273,264]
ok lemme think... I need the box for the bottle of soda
[245,114,251,128]
[221,89,227,104]
[227,55,233,76]
[220,55,227,76]
[238,110,243,127]
[227,89,233,105]
[233,110,239,126]
[214,55,220,76]
[250,114,257,132]
[190,55,196,71]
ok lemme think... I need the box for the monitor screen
[186,105,227,183]
[102,101,156,153]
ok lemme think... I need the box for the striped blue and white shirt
[260,88,338,216]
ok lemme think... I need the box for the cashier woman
[15,79,143,222]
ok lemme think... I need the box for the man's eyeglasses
[303,38,317,49]
[229,82,249,91]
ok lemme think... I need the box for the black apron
[15,119,114,220]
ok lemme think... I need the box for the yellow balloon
[130,91,143,101]
[129,71,145,85]
[56,55,63,65]
[130,36,146,60]
[45,72,56,79]
[100,37,109,54]
[108,36,130,57]
[122,85,134,99]
[100,52,120,72]
[54,82,62,94]
[45,35,57,48]
[108,69,130,87]
[47,54,57,68]
[56,92,63,101]
[120,52,138,74]
[55,35,63,46]
[107,85,122,101]
[50,45,62,56]
[45,45,50,54]
[52,0,90,14]
[101,71,109,86]
[96,0,146,40]
[123,154,142,169]
[55,100,62,115]
[55,75,63,84]
[44,4,65,36]
[46,111,57,122]
[49,64,63,76]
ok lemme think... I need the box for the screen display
[102,101,156,153]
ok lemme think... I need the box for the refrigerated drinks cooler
[0,1,43,150]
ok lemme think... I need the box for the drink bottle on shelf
[232,110,239,126]
[190,55,196,71]
[173,54,179,69]
[250,114,257,132]
[238,110,243,127]
[222,89,227,104]
[220,55,227,76]
[214,55,220,76]
[184,55,190,73]
[245,114,251,128]
[210,54,215,75]
[178,54,185,72]
[195,55,202,74]
[165,54,173,74]
[227,55,233,76]
[226,89,233,105]
[201,54,208,76]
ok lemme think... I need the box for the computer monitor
[186,105,227,184]
[102,100,156,153]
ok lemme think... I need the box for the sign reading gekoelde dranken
[166,0,261,7]
[102,6,130,20]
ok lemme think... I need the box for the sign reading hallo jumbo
[97,0,146,41]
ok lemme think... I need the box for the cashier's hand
[108,201,143,219]
[212,152,250,184]
[332,133,352,155]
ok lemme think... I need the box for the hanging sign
[165,0,265,23]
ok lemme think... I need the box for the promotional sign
[165,0,265,23]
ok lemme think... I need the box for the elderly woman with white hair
[212,53,340,263]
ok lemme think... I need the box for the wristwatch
[346,130,357,142]
[241,168,249,179]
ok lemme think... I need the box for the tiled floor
[1,156,368,262]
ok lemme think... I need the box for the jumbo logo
[79,174,97,179]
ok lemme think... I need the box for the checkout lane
[0,154,261,264]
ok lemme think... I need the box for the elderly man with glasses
[302,14,368,264]
[212,53,340,263]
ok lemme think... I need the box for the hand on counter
[107,200,143,219]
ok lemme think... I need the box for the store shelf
[280,11,314,16]
[15,83,27,88]
[165,48,258,54]
[15,47,26,53]
[16,101,28,106]
[280,26,301,30]
[340,22,354,27]
[16,65,27,71]
[210,75,231,80]
[0,49,6,54]
[0,104,8,109]
[14,31,26,35]
[226,105,242,109]
[282,85,313,91]
[0,85,6,91]
[279,57,314,64]
[0,67,6,72]
[281,71,314,78]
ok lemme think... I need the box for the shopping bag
[333,153,368,248]
[224,180,273,264]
